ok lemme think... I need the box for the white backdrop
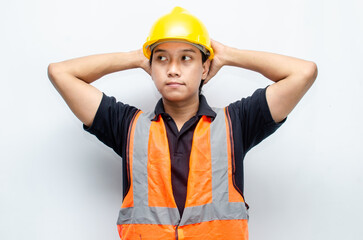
[1,0,362,239]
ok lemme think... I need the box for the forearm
[48,50,144,84]
[223,46,316,83]
[214,42,317,122]
[47,49,147,126]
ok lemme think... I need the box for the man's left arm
[206,40,318,123]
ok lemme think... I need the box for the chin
[162,95,186,102]
[161,92,198,103]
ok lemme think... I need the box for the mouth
[166,81,184,87]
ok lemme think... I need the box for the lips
[166,81,184,87]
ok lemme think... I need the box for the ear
[201,59,211,80]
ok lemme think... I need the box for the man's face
[150,42,210,103]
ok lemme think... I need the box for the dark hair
[149,50,208,95]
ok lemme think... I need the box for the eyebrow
[154,48,197,54]
[181,49,197,53]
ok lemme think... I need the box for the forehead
[153,41,200,54]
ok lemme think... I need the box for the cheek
[151,71,163,91]
[150,64,164,77]
[150,66,159,79]
[186,65,204,80]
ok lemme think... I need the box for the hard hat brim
[143,38,214,60]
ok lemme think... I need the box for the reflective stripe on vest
[117,108,249,240]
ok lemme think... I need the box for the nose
[167,60,181,78]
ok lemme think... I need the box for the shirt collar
[152,95,217,121]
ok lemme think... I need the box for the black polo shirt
[84,86,285,216]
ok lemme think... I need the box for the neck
[162,95,200,131]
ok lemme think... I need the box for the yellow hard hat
[143,7,214,60]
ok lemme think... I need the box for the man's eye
[182,56,191,61]
[158,56,167,61]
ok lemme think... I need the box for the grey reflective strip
[117,112,180,226]
[118,206,179,225]
[180,108,248,226]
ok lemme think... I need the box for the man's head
[148,41,210,103]
[143,7,213,102]
[149,40,209,95]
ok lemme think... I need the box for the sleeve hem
[260,86,287,126]
[82,92,106,134]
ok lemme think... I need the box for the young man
[48,7,317,240]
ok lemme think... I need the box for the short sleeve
[83,93,138,156]
[228,86,286,153]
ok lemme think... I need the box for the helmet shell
[143,7,214,60]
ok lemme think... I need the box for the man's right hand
[204,40,228,84]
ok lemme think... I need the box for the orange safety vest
[117,108,249,240]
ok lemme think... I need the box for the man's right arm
[47,50,149,127]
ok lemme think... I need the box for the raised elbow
[47,63,57,82]
[304,61,318,84]
[47,62,65,84]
